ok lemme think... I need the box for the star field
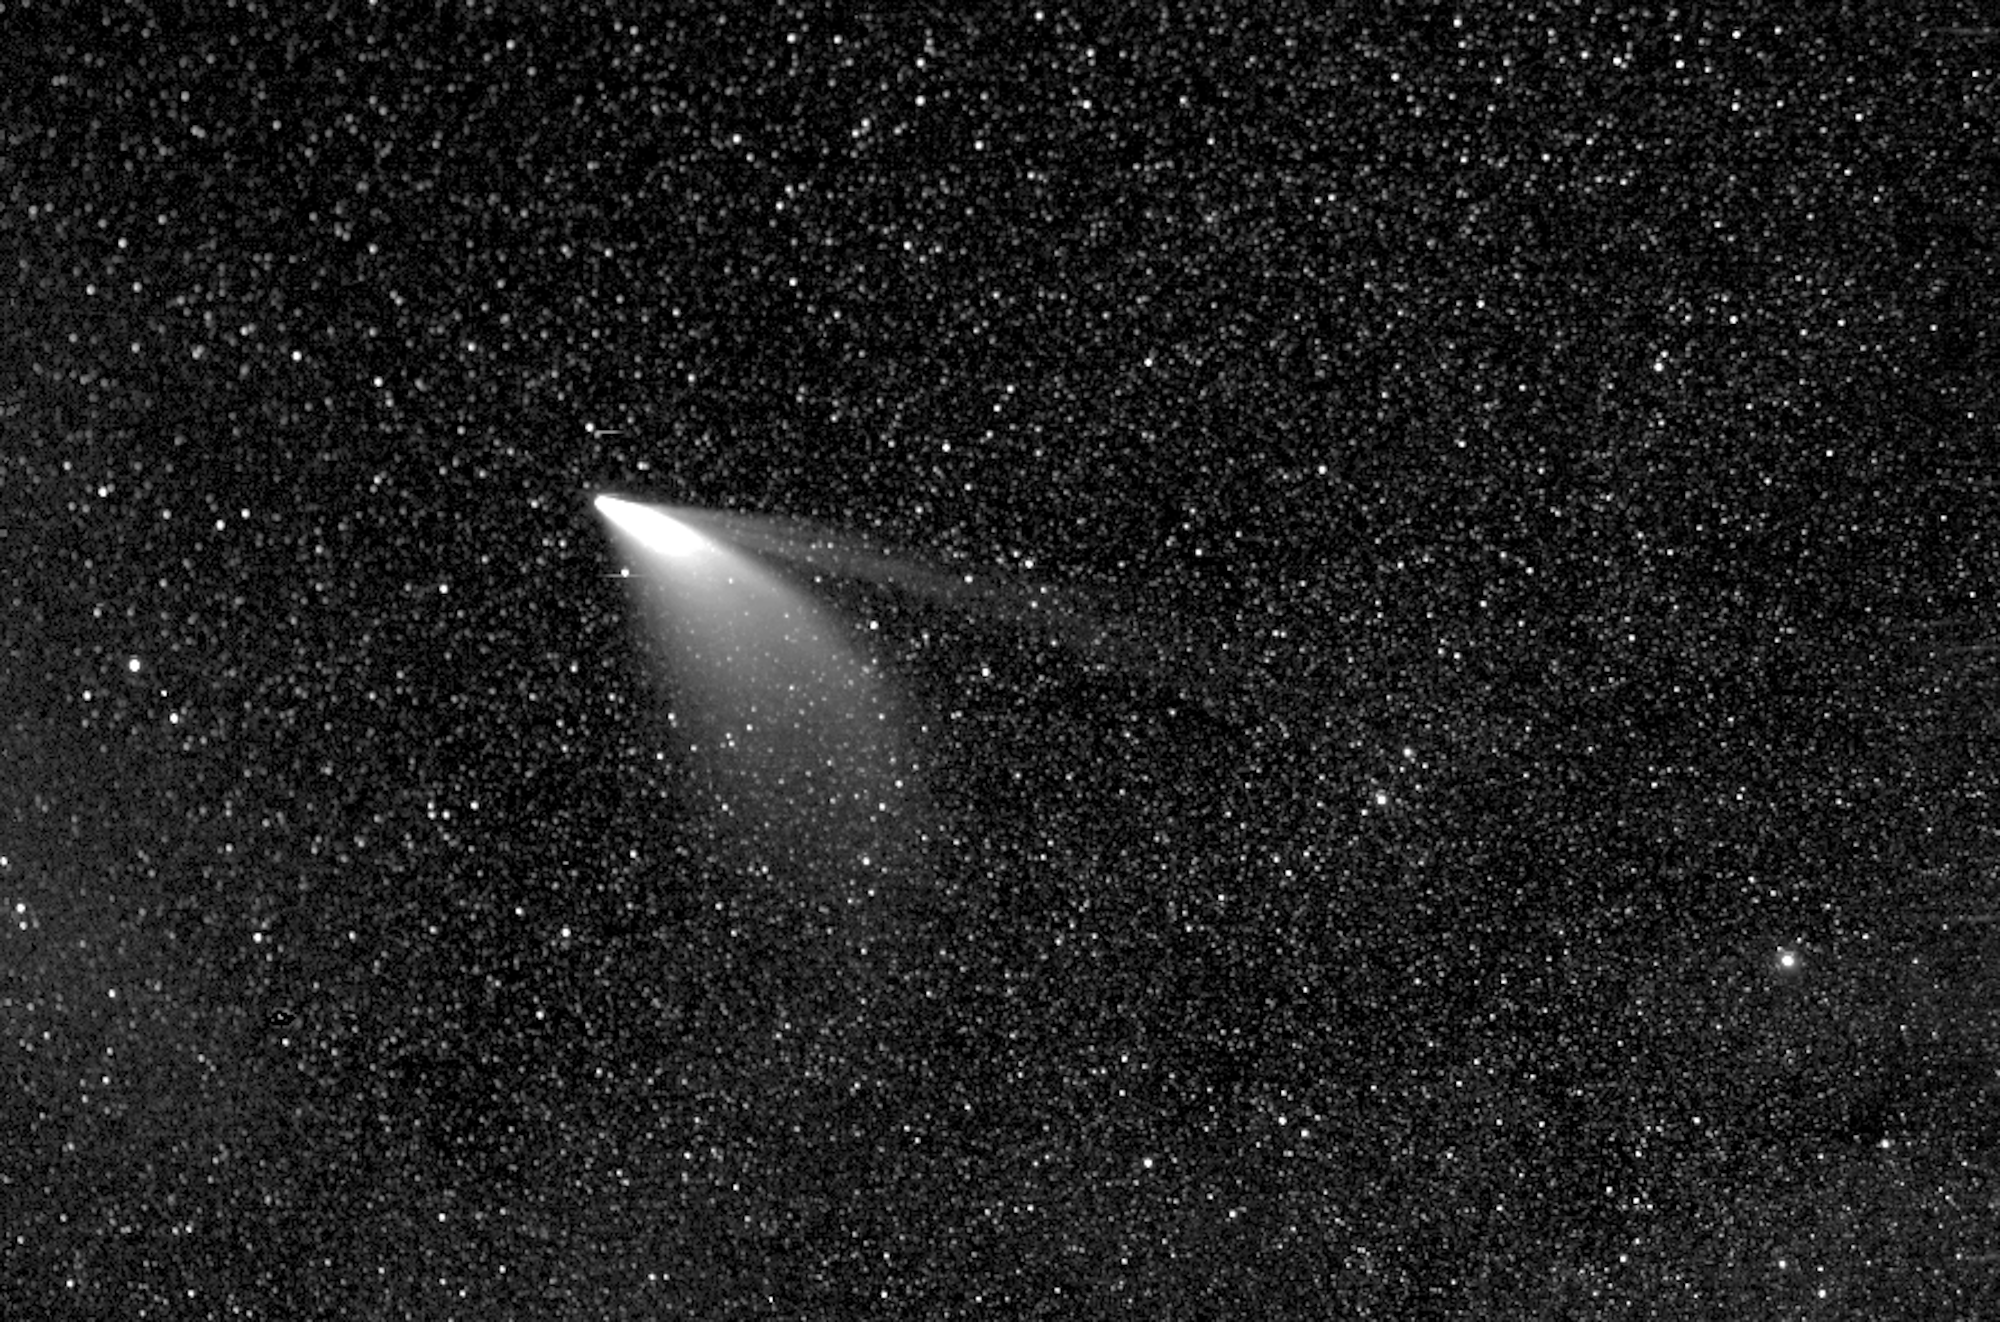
[3,4,1998,1317]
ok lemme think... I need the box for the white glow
[594,495,711,559]
[592,495,921,974]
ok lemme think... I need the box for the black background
[4,2,1997,1316]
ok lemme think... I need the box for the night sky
[5,4,1999,1317]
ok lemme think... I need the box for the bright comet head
[595,495,712,559]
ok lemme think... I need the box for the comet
[593,493,924,972]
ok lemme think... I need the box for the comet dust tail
[593,494,928,992]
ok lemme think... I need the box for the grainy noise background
[3,3,1996,1317]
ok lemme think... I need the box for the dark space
[4,3,1997,1317]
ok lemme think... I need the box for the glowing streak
[594,495,711,559]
